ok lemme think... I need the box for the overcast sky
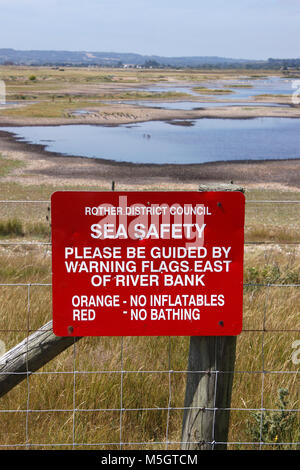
[0,0,299,59]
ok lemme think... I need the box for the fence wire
[0,199,299,450]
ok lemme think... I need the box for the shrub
[26,222,50,238]
[246,388,297,449]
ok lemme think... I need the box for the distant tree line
[1,53,300,70]
[2,61,298,70]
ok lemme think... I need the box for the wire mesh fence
[0,199,299,450]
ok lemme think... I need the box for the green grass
[0,218,50,239]
[254,94,288,99]
[26,221,51,238]
[1,100,103,119]
[0,219,24,237]
[244,262,300,285]
[0,91,191,119]
[246,388,297,448]
[193,86,234,95]
[103,91,191,100]
[224,84,253,88]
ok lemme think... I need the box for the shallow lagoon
[120,100,288,110]
[2,117,300,165]
[138,76,295,101]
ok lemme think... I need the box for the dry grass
[0,179,300,244]
[0,65,277,86]
[0,159,299,448]
[0,241,298,450]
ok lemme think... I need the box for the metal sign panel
[51,191,245,336]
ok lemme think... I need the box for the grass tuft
[0,154,24,177]
[0,219,24,237]
[0,218,50,239]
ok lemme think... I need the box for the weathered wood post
[181,184,244,450]
[0,320,81,398]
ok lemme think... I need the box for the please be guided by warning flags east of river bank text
[51,191,245,336]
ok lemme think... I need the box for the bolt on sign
[51,191,245,336]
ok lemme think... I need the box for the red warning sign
[51,191,245,336]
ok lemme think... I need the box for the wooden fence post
[0,320,81,398]
[181,183,244,450]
